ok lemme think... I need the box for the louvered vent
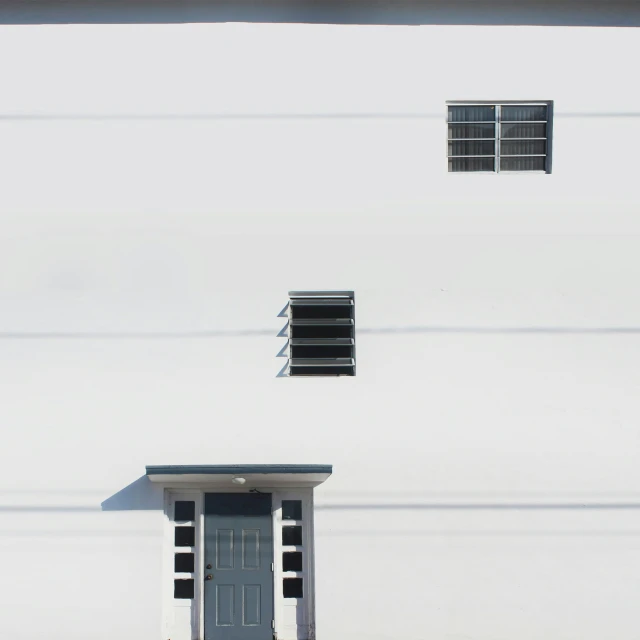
[288,291,355,376]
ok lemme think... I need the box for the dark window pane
[174,579,194,599]
[448,105,495,122]
[175,526,195,547]
[500,140,546,155]
[448,123,495,140]
[291,345,352,359]
[448,157,495,172]
[500,156,547,172]
[448,140,495,157]
[501,122,547,139]
[175,501,195,522]
[282,525,302,546]
[290,305,352,320]
[283,551,303,572]
[283,578,303,598]
[175,553,195,573]
[501,105,547,121]
[290,324,352,339]
[290,365,355,376]
[282,500,302,520]
[204,493,271,517]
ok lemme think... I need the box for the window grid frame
[447,101,552,174]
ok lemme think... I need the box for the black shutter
[288,292,355,376]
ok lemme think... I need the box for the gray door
[204,493,274,640]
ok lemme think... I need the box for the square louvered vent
[288,291,355,376]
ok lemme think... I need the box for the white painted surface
[1,5,640,640]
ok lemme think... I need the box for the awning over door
[146,464,332,487]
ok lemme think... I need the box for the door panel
[204,493,273,640]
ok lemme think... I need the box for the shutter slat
[289,299,353,306]
[290,338,354,346]
[289,318,353,326]
[290,359,354,367]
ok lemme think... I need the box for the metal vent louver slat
[288,292,355,376]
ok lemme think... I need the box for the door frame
[163,487,316,640]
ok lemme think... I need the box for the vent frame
[287,291,355,377]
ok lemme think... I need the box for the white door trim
[162,487,316,640]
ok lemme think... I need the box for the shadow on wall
[101,475,164,511]
[1,0,639,26]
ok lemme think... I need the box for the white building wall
[1,7,640,640]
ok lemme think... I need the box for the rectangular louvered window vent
[447,101,552,173]
[288,291,355,376]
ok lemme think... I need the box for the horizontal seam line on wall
[4,503,640,512]
[3,327,640,339]
[0,112,638,121]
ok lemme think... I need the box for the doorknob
[205,574,213,581]
[206,564,212,569]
